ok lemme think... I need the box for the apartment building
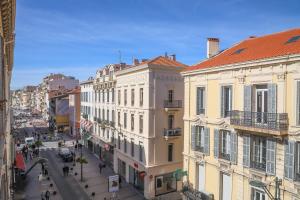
[68,87,81,139]
[181,29,300,200]
[114,56,186,199]
[0,0,16,199]
[89,64,129,168]
[80,77,94,150]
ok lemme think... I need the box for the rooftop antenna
[118,50,122,63]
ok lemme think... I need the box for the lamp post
[249,177,282,200]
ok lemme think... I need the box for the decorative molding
[237,76,245,84]
[277,73,286,82]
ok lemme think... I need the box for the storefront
[117,158,126,179]
[129,165,145,193]
[155,172,177,196]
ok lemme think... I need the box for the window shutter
[284,140,295,179]
[221,86,225,117]
[230,131,237,164]
[204,127,210,155]
[266,138,276,175]
[243,135,250,167]
[214,129,219,158]
[267,83,277,113]
[191,125,196,151]
[196,88,200,115]
[244,85,252,112]
[296,82,300,125]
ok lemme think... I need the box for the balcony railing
[97,118,102,123]
[164,100,182,108]
[182,183,214,200]
[82,114,88,119]
[250,160,266,172]
[163,128,182,137]
[110,121,115,127]
[219,152,231,161]
[93,116,97,121]
[230,110,288,131]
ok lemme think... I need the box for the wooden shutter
[244,85,252,111]
[214,129,219,158]
[230,131,237,164]
[297,82,300,125]
[191,125,196,150]
[243,135,250,167]
[204,127,210,155]
[221,86,225,117]
[266,138,276,175]
[267,84,277,114]
[284,140,295,179]
[196,88,200,115]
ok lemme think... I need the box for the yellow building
[181,29,300,200]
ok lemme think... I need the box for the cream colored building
[182,29,300,200]
[114,56,186,199]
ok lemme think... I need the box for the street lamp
[249,177,282,200]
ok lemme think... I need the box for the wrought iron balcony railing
[182,182,214,200]
[82,114,88,119]
[93,116,97,121]
[250,160,266,172]
[219,152,231,161]
[164,100,182,108]
[230,110,288,131]
[163,128,182,137]
[110,121,115,127]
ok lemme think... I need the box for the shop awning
[15,152,25,171]
[83,134,92,141]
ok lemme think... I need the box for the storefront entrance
[129,165,144,193]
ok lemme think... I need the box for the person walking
[98,163,103,174]
[38,172,43,182]
[45,190,50,200]
[119,175,122,188]
[66,166,69,176]
[29,149,33,160]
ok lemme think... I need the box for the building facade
[68,87,81,139]
[182,29,300,200]
[0,0,16,199]
[114,56,186,199]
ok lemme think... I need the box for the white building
[114,55,186,199]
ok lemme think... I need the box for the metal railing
[219,152,231,161]
[82,114,88,119]
[250,160,266,172]
[163,128,182,137]
[164,100,182,108]
[93,116,97,121]
[230,110,288,131]
[110,121,115,127]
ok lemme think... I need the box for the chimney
[170,54,176,61]
[207,38,219,58]
[133,58,139,66]
[120,62,126,69]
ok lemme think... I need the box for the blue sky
[12,0,300,89]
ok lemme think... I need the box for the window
[118,112,120,126]
[155,173,177,196]
[196,87,205,115]
[102,109,105,120]
[221,86,232,117]
[168,115,174,129]
[124,89,127,105]
[112,110,115,123]
[131,114,134,131]
[285,35,300,44]
[106,129,109,139]
[118,90,121,105]
[118,134,121,149]
[193,126,205,152]
[112,88,115,103]
[251,136,266,171]
[124,113,127,129]
[107,110,109,121]
[220,130,231,160]
[296,81,300,125]
[139,115,143,133]
[251,187,265,200]
[131,89,135,106]
[168,143,173,162]
[256,85,268,124]
[98,91,101,102]
[102,90,105,102]
[139,142,143,162]
[107,89,110,102]
[140,88,143,106]
[296,142,300,181]
[131,139,134,157]
[124,137,127,153]
[168,90,174,102]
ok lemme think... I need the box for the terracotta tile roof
[139,56,188,68]
[187,28,300,71]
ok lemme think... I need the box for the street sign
[108,175,119,193]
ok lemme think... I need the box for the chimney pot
[207,38,220,58]
[133,59,139,66]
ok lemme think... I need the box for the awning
[83,134,92,141]
[15,152,25,171]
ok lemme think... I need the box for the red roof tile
[139,56,188,68]
[187,28,300,71]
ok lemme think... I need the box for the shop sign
[173,168,188,181]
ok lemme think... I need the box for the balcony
[250,160,266,172]
[164,100,182,111]
[82,114,88,119]
[109,121,115,127]
[163,128,181,139]
[230,110,288,136]
[219,152,231,161]
[97,118,102,123]
[182,183,214,200]
[93,116,97,121]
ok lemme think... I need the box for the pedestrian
[29,149,33,160]
[41,163,45,174]
[38,172,43,182]
[41,192,45,200]
[45,190,50,200]
[44,169,48,176]
[66,166,69,176]
[119,175,122,188]
[98,163,102,174]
